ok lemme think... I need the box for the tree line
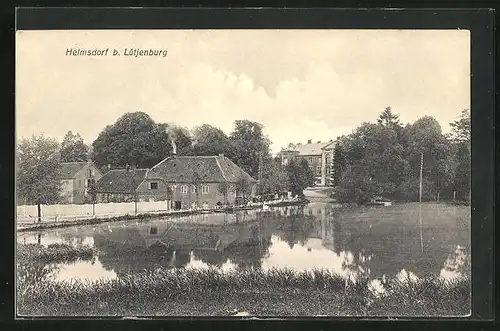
[331,107,470,204]
[16,112,315,208]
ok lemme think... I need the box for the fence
[16,200,171,223]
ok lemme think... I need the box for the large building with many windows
[279,139,335,186]
[151,154,258,209]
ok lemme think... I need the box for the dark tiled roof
[58,162,89,179]
[151,156,257,183]
[96,168,152,193]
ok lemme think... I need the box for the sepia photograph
[15,29,471,317]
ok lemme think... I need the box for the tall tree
[17,135,62,221]
[449,109,470,201]
[60,131,89,162]
[377,106,401,128]
[92,112,171,168]
[229,120,271,179]
[260,156,289,195]
[449,109,471,144]
[331,142,346,187]
[285,158,314,197]
[191,124,234,157]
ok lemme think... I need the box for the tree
[218,181,229,205]
[87,179,98,215]
[60,131,89,162]
[229,120,271,179]
[92,112,171,168]
[235,175,252,202]
[191,170,202,208]
[285,159,314,197]
[406,116,453,200]
[449,109,471,144]
[17,135,62,222]
[377,106,401,128]
[449,109,471,201]
[453,142,471,201]
[192,124,234,157]
[260,156,289,195]
[331,143,346,187]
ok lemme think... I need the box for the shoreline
[17,199,309,233]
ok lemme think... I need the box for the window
[88,168,93,177]
[150,182,158,190]
[202,185,209,194]
[181,185,188,194]
[170,185,176,193]
[150,227,158,235]
[308,157,313,164]
[316,166,321,174]
[191,186,196,194]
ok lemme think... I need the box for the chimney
[307,139,312,144]
[126,164,130,172]
[165,126,177,156]
[171,140,177,156]
[219,153,224,157]
[317,140,321,143]
[107,164,111,170]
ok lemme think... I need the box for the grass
[16,266,470,317]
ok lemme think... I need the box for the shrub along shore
[16,244,470,317]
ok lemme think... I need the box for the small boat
[262,204,270,211]
[366,197,392,207]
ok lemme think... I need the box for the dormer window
[150,182,158,190]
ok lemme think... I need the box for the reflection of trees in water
[324,207,469,279]
[277,213,316,249]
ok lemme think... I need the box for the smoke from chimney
[165,126,177,155]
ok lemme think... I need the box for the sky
[16,29,470,154]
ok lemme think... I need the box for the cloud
[16,30,470,154]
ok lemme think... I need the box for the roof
[58,162,91,179]
[95,168,161,193]
[151,155,257,183]
[281,141,335,156]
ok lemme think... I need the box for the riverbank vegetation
[17,243,96,264]
[17,266,470,316]
[330,108,470,204]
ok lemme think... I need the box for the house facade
[95,168,169,203]
[58,162,103,204]
[279,139,335,186]
[151,154,258,210]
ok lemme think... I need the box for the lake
[16,202,470,283]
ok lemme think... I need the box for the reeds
[17,243,96,264]
[16,266,470,317]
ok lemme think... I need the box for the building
[95,167,169,203]
[151,154,258,210]
[58,161,103,204]
[279,139,335,186]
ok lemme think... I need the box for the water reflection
[17,203,470,283]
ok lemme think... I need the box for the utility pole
[419,152,424,203]
[258,152,263,197]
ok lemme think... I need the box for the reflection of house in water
[92,213,275,275]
